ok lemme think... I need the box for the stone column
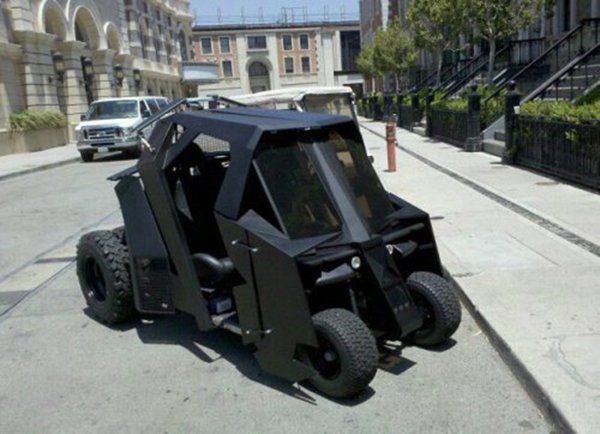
[114,54,135,97]
[13,31,60,112]
[570,0,578,30]
[56,40,89,139]
[92,49,117,99]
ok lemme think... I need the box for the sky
[190,0,359,25]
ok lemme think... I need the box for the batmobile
[76,100,461,398]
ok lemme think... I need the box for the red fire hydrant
[386,118,397,172]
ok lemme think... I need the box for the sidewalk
[360,117,600,433]
[0,144,79,181]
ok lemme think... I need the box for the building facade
[360,0,600,91]
[0,0,194,138]
[191,21,363,97]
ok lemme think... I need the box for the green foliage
[357,43,377,80]
[430,85,506,128]
[9,110,68,131]
[575,84,600,106]
[407,0,468,86]
[520,100,600,123]
[372,19,417,83]
[465,0,544,83]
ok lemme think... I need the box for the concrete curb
[443,270,573,434]
[0,156,80,182]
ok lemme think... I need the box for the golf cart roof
[170,106,352,148]
[230,86,353,107]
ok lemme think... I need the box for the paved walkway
[0,144,79,181]
[1,121,599,432]
[359,117,600,433]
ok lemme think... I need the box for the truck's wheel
[406,272,461,346]
[302,308,378,399]
[76,230,134,324]
[80,152,93,162]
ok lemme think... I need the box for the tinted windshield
[301,95,354,118]
[326,130,393,231]
[256,136,341,239]
[86,100,139,120]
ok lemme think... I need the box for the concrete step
[494,130,506,141]
[482,138,505,157]
[412,125,426,137]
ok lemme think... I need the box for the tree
[465,0,545,84]
[372,19,417,91]
[357,42,377,84]
[407,0,467,87]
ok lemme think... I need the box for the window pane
[256,138,341,239]
[248,35,266,49]
[301,56,310,73]
[201,37,212,54]
[222,60,233,77]
[285,57,294,74]
[300,34,309,49]
[282,35,292,50]
[328,131,393,231]
[219,37,230,53]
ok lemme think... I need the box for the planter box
[0,127,68,156]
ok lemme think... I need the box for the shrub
[8,110,68,131]
[520,100,600,124]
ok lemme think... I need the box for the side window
[157,98,168,109]
[139,101,151,117]
[146,98,160,114]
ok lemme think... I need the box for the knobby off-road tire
[303,308,378,399]
[407,271,461,346]
[76,230,134,324]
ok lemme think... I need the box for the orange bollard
[386,120,397,172]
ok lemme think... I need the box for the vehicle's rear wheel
[406,272,461,346]
[76,230,134,324]
[80,152,93,162]
[301,308,378,399]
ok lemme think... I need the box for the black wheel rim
[84,256,107,302]
[413,292,435,335]
[307,332,341,380]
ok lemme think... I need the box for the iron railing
[527,42,600,102]
[429,108,470,147]
[486,18,600,104]
[513,115,600,190]
[398,104,421,130]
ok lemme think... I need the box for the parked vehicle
[231,86,358,123]
[75,96,169,162]
[76,101,461,399]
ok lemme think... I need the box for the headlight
[350,256,361,270]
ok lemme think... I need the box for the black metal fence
[513,116,600,189]
[429,108,470,147]
[397,105,421,130]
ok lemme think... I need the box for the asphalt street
[0,155,552,433]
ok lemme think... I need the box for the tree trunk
[436,46,444,87]
[487,38,496,86]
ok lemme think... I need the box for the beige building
[0,0,194,138]
[191,21,363,96]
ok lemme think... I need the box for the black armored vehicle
[77,103,461,398]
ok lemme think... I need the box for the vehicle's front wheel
[406,272,461,346]
[301,308,378,399]
[80,151,93,162]
[76,230,134,324]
